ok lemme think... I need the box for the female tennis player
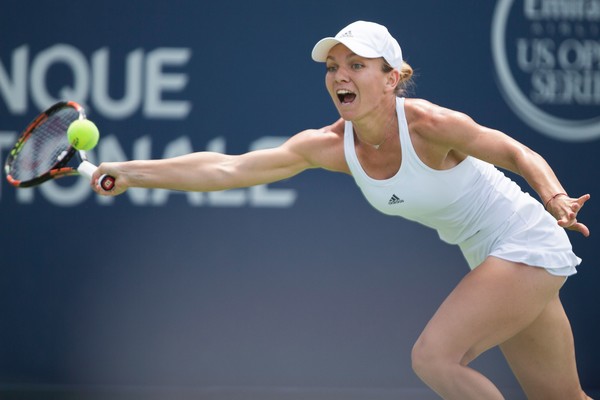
[92,21,591,400]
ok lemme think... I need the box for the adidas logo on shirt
[388,194,404,205]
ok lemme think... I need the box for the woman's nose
[334,67,350,83]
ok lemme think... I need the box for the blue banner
[1,0,598,398]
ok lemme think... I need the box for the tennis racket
[4,101,115,191]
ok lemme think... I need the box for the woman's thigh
[413,256,566,366]
[499,295,586,400]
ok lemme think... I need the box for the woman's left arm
[412,100,590,236]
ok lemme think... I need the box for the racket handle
[78,160,116,191]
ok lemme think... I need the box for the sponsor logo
[0,45,192,120]
[492,0,600,141]
[0,45,297,207]
[388,194,404,205]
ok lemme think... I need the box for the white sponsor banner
[492,0,600,141]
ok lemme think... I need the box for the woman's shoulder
[320,118,345,136]
[404,98,442,121]
[404,98,465,136]
[293,118,345,142]
[287,118,348,173]
[404,98,439,137]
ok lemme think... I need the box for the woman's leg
[499,295,590,400]
[411,256,587,399]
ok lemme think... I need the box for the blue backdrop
[1,1,598,399]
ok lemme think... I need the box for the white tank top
[344,97,532,244]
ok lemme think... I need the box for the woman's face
[325,43,394,122]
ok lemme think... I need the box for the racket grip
[78,161,116,191]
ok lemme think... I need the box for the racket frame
[4,101,108,189]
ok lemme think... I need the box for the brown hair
[383,60,414,97]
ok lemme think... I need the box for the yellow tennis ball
[67,119,99,151]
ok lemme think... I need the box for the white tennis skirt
[458,198,581,276]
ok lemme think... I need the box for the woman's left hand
[547,193,591,237]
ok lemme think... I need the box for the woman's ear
[386,69,401,92]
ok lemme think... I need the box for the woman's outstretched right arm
[91,122,348,196]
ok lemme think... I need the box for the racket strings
[10,107,79,181]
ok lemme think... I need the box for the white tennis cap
[311,21,403,69]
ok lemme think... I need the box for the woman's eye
[326,65,337,72]
[351,63,364,70]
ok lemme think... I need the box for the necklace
[356,132,389,149]
[355,112,397,150]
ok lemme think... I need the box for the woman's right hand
[91,162,129,196]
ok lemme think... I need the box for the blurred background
[1,0,598,398]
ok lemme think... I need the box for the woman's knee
[411,335,445,380]
[411,334,477,382]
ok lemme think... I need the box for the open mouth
[337,89,356,104]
